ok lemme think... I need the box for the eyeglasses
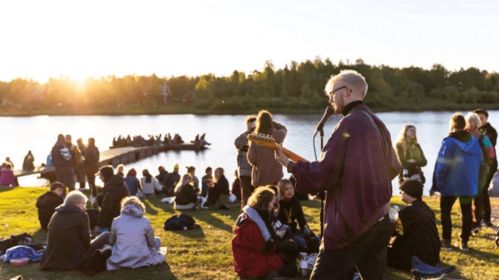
[331,86,348,96]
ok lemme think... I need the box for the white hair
[63,190,87,207]
[465,112,481,129]
[324,70,368,98]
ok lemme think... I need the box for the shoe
[459,241,469,251]
[471,226,480,236]
[442,239,452,250]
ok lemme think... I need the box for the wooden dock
[14,143,207,180]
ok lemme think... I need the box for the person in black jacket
[41,190,109,271]
[277,179,318,253]
[205,167,230,210]
[96,165,129,232]
[474,109,497,227]
[388,180,441,271]
[51,134,76,190]
[36,182,66,230]
[84,138,100,196]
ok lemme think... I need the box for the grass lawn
[0,187,498,280]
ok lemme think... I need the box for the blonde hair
[63,190,87,207]
[396,125,417,145]
[324,70,368,98]
[465,112,481,130]
[121,196,145,212]
[247,186,275,210]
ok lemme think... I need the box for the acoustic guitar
[247,133,307,162]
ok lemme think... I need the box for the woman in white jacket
[140,169,162,197]
[107,196,165,270]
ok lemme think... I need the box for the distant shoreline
[1,102,497,116]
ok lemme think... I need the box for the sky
[1,0,498,82]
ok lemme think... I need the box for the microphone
[315,106,334,136]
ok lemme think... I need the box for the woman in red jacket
[232,186,285,278]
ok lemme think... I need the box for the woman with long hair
[247,110,287,187]
[140,169,162,197]
[395,125,427,184]
[232,186,290,278]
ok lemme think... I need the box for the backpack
[163,214,198,231]
[0,233,32,255]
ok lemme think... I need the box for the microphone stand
[313,128,326,238]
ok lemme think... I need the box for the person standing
[431,113,482,251]
[395,125,427,184]
[275,70,401,279]
[235,115,256,207]
[76,138,87,189]
[51,134,76,190]
[84,138,100,196]
[248,110,287,187]
[474,109,497,227]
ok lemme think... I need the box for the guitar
[247,133,307,162]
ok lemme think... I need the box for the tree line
[1,58,498,114]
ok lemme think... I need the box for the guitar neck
[281,146,307,163]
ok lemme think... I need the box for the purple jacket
[289,103,400,250]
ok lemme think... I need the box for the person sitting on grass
[124,168,141,196]
[277,179,319,253]
[140,169,162,197]
[204,167,230,210]
[106,196,165,270]
[388,180,441,271]
[96,165,130,232]
[174,174,198,210]
[36,181,66,231]
[232,186,293,279]
[40,190,110,271]
[201,166,212,198]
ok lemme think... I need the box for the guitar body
[247,134,307,162]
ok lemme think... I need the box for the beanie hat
[400,180,423,199]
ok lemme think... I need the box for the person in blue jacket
[431,113,482,251]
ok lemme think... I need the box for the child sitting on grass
[36,181,66,230]
[277,179,319,253]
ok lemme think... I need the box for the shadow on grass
[386,261,465,280]
[0,186,17,193]
[1,262,178,280]
[143,199,159,215]
[168,226,206,239]
[189,206,239,233]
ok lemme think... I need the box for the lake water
[1,110,497,194]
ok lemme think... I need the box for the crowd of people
[110,133,210,148]
[1,69,497,279]
[232,70,497,279]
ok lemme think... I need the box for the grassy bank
[0,187,498,279]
